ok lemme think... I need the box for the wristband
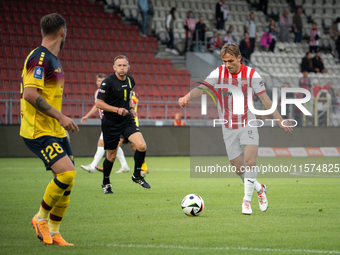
[129,107,134,113]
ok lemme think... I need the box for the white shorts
[99,132,103,140]
[222,125,259,160]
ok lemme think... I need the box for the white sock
[116,147,128,168]
[254,180,262,194]
[90,146,105,169]
[243,178,255,202]
[36,215,47,221]
[238,173,245,182]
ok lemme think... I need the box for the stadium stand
[0,0,339,125]
[116,0,338,87]
[0,0,191,124]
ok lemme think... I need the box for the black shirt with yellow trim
[97,73,135,121]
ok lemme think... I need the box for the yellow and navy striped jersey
[20,46,66,139]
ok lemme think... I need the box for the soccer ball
[181,194,204,216]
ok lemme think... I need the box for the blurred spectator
[138,0,149,37]
[145,0,154,36]
[165,7,179,55]
[209,32,223,50]
[228,25,238,44]
[299,72,311,91]
[259,28,273,51]
[316,85,332,126]
[312,79,322,97]
[216,34,223,49]
[301,52,319,73]
[293,7,303,43]
[263,19,277,52]
[224,30,232,43]
[258,0,268,15]
[245,12,257,54]
[312,51,327,73]
[330,17,340,63]
[326,81,336,105]
[172,113,186,126]
[183,11,196,52]
[192,16,209,52]
[215,0,229,30]
[239,32,252,65]
[279,11,291,42]
[309,22,321,53]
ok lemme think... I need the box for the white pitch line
[0,243,339,254]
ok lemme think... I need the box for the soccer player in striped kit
[178,43,292,215]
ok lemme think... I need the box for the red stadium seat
[0,0,191,124]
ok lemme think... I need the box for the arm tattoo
[36,96,52,112]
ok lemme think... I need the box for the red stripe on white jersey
[217,63,260,129]
[241,66,249,127]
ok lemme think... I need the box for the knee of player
[57,170,76,185]
[105,150,116,162]
[138,142,147,152]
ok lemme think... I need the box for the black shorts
[102,117,140,150]
[23,136,74,170]
[119,134,129,144]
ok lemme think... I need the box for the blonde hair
[220,43,241,58]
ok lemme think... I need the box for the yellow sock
[38,171,76,219]
[49,179,74,233]
[37,207,49,220]
[48,221,60,234]
[141,162,148,171]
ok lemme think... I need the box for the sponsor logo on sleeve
[33,66,44,80]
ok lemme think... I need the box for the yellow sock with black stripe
[37,171,76,220]
[48,180,74,234]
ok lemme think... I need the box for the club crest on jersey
[33,66,44,80]
[54,67,62,73]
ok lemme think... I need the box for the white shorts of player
[222,125,259,160]
[99,132,103,140]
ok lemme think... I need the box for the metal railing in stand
[1,97,337,126]
[0,98,16,125]
[192,29,209,52]
[302,98,331,127]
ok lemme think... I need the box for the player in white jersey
[179,43,292,215]
[81,73,129,173]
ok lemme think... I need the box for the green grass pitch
[0,156,339,255]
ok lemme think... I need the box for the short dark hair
[96,73,106,79]
[40,13,66,36]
